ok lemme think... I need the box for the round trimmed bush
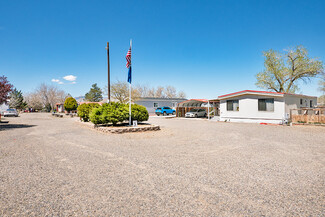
[64,97,78,113]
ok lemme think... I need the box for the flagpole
[106,42,110,103]
[129,39,132,126]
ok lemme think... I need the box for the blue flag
[127,66,132,84]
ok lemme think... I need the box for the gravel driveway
[1,113,324,216]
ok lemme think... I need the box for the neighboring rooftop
[135,97,187,101]
[217,90,317,100]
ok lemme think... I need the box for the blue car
[155,107,176,116]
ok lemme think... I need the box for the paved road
[1,113,324,216]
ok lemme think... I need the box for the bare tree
[25,83,67,111]
[24,92,43,110]
[319,73,325,94]
[165,86,177,98]
[147,87,155,97]
[155,86,165,98]
[318,73,325,105]
[106,81,140,103]
[105,82,187,101]
[135,84,149,97]
[178,91,186,98]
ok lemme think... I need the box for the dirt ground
[1,113,324,216]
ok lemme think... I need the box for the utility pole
[106,42,110,103]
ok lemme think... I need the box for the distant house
[217,90,317,124]
[135,97,187,114]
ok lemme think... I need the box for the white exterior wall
[0,102,9,112]
[219,95,285,124]
[284,95,317,115]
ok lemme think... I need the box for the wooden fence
[290,108,325,124]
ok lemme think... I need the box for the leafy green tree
[64,97,78,113]
[65,93,72,99]
[256,46,324,93]
[85,83,103,102]
[9,88,26,110]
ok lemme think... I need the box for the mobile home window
[153,103,158,108]
[227,100,239,111]
[310,100,313,108]
[258,98,274,111]
[300,99,303,105]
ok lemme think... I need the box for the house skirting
[220,117,283,124]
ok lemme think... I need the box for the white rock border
[77,120,160,134]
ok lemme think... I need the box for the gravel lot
[1,113,324,216]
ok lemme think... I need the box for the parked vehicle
[3,109,19,117]
[155,107,176,116]
[185,109,207,118]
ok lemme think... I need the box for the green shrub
[131,104,149,122]
[90,102,129,126]
[77,103,100,122]
[64,97,78,113]
[102,103,129,125]
[88,103,149,126]
[89,106,103,124]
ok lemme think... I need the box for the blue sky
[1,0,325,99]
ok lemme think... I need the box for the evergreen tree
[65,93,72,99]
[9,88,26,110]
[85,83,103,102]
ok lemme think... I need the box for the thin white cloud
[63,75,77,81]
[58,81,64,84]
[51,79,60,83]
[71,81,76,84]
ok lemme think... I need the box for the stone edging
[77,121,160,134]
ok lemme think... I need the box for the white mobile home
[218,90,317,124]
[135,97,187,114]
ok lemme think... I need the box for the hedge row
[78,102,149,125]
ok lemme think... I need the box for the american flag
[126,47,131,68]
[126,45,132,83]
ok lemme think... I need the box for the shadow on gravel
[0,124,36,131]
